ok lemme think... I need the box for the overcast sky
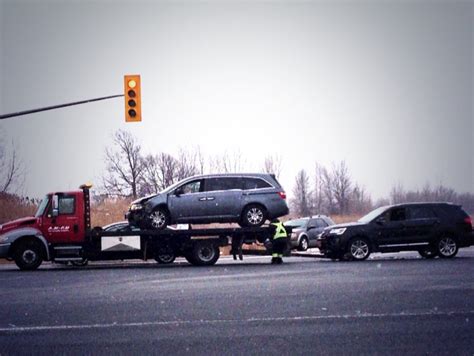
[0,0,472,200]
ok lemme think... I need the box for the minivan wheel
[298,237,309,251]
[149,208,170,230]
[437,236,458,258]
[418,246,437,259]
[240,204,267,227]
[347,238,371,261]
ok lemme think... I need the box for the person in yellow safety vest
[270,218,289,264]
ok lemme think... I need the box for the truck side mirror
[52,195,59,217]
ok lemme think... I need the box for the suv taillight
[278,191,286,199]
[464,216,472,229]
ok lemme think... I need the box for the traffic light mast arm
[0,94,124,120]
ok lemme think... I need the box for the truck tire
[189,241,220,266]
[14,240,43,271]
[154,246,176,264]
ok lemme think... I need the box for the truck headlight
[130,203,143,211]
[329,228,346,235]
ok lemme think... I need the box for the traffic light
[124,75,141,122]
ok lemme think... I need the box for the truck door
[43,193,83,244]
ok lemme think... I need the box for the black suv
[317,203,473,261]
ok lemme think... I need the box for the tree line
[103,130,474,216]
[102,130,282,199]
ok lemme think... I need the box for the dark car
[285,215,335,251]
[317,203,473,261]
[127,173,289,229]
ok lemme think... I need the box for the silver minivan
[127,173,289,229]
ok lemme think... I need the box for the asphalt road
[1,249,474,355]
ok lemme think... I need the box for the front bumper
[0,243,11,258]
[316,234,343,255]
[126,209,147,228]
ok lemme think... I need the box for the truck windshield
[35,196,50,217]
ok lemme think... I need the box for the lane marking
[1,310,472,333]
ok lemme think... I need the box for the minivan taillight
[278,191,286,199]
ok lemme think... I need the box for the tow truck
[0,184,280,270]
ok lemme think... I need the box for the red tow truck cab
[0,185,273,270]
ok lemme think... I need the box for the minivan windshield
[35,196,50,217]
[285,218,308,228]
[358,206,389,223]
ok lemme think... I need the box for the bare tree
[332,161,352,215]
[311,162,326,214]
[350,184,372,214]
[103,130,145,198]
[262,154,282,178]
[321,166,335,214]
[209,150,246,173]
[175,148,199,180]
[0,132,23,193]
[291,169,312,217]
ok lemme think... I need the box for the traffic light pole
[0,94,124,120]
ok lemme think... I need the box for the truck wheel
[347,238,371,261]
[155,247,176,264]
[14,240,43,271]
[437,236,458,258]
[240,204,267,227]
[298,237,309,251]
[149,207,170,230]
[71,259,89,267]
[190,242,220,266]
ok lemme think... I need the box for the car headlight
[291,232,297,238]
[0,235,8,243]
[130,203,143,211]
[329,228,346,235]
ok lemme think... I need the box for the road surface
[1,249,473,355]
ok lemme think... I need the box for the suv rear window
[243,178,272,190]
[408,206,436,219]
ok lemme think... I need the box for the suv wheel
[298,236,309,251]
[437,236,458,258]
[347,238,371,261]
[240,204,267,227]
[14,240,43,271]
[149,207,170,230]
[418,246,437,259]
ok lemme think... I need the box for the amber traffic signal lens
[124,74,141,122]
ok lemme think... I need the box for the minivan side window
[243,178,272,190]
[205,178,243,192]
[180,180,202,194]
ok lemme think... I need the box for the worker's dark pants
[272,237,288,257]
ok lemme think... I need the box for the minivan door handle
[207,197,215,201]
[198,197,207,202]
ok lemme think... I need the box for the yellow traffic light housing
[124,75,142,122]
